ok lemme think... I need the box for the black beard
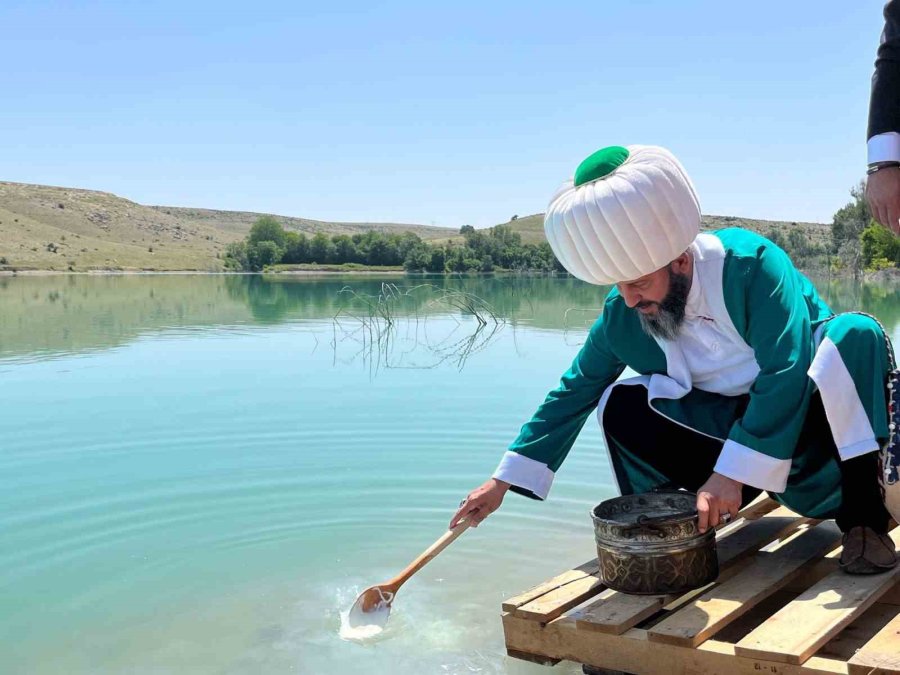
[637,267,691,341]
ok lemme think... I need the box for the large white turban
[544,145,701,285]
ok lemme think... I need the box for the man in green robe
[451,145,898,574]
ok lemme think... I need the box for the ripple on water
[0,288,608,674]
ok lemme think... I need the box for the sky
[0,0,890,228]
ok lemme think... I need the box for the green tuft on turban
[574,146,630,187]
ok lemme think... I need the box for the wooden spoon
[347,520,471,629]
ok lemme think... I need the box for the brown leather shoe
[840,526,898,574]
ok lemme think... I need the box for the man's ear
[670,250,692,276]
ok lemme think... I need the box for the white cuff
[714,439,791,493]
[838,437,879,461]
[808,337,879,460]
[493,451,555,500]
[868,132,900,164]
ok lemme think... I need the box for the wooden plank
[572,506,809,635]
[735,528,900,665]
[573,591,672,636]
[504,648,560,666]
[782,550,900,600]
[735,494,781,520]
[712,589,801,644]
[785,557,840,592]
[847,612,900,675]
[717,510,814,561]
[882,581,900,606]
[819,602,898,662]
[573,588,674,636]
[791,568,900,606]
[582,666,630,675]
[501,558,598,612]
[502,612,848,675]
[647,521,842,647]
[513,572,605,622]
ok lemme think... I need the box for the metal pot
[591,490,718,595]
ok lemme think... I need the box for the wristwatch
[867,161,900,175]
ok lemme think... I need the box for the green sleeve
[495,305,625,500]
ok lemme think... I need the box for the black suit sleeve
[869,0,900,140]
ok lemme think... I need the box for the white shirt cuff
[868,132,900,164]
[493,451,555,500]
[713,439,791,493]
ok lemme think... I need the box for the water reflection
[2,272,900,362]
[220,274,605,328]
[812,274,900,334]
[331,283,506,374]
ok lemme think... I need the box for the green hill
[0,181,457,272]
[430,213,831,254]
[0,179,831,272]
[494,213,831,248]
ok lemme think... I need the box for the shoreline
[0,269,556,277]
[0,269,409,277]
[1,267,895,281]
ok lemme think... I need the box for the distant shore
[3,266,899,281]
[0,269,408,276]
[0,269,243,276]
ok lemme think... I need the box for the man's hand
[696,473,743,533]
[449,478,510,528]
[866,167,900,234]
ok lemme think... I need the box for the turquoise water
[2,273,900,674]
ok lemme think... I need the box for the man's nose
[619,286,640,308]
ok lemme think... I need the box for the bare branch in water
[331,283,506,376]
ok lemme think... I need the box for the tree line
[829,181,900,277]
[748,181,900,277]
[223,216,565,273]
[225,188,900,276]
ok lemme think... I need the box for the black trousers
[603,384,890,533]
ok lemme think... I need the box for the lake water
[3,273,900,675]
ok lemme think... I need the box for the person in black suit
[868,0,900,233]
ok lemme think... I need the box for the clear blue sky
[0,1,889,227]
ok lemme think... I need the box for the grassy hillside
[0,179,830,272]
[0,181,456,272]
[500,214,546,243]
[494,213,831,247]
[700,214,831,251]
[432,212,831,251]
[152,206,457,241]
[0,181,232,271]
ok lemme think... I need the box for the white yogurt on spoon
[339,588,394,641]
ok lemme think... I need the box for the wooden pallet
[502,498,900,675]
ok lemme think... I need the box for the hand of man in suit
[868,0,900,234]
[867,167,900,234]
